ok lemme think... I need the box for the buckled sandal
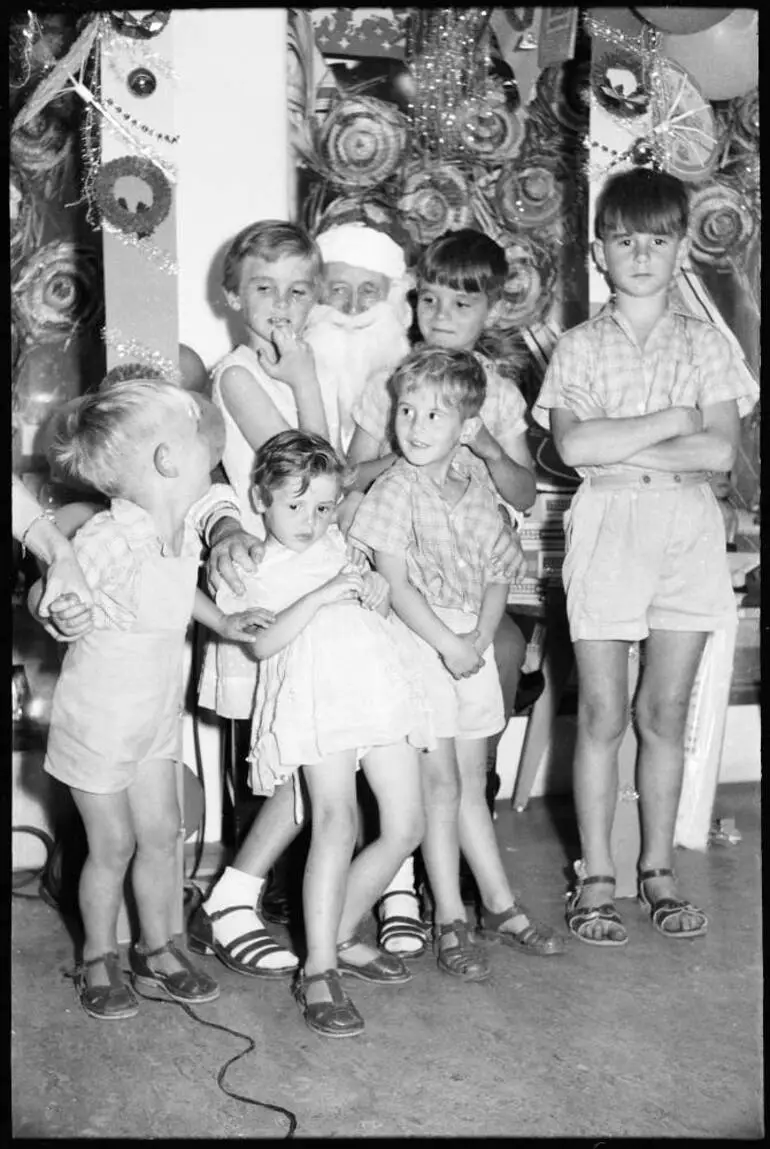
[292,969,365,1038]
[479,901,568,956]
[434,919,491,982]
[565,873,628,948]
[336,933,411,984]
[130,939,220,1003]
[638,868,708,939]
[376,890,428,959]
[68,951,139,1021]
[187,902,297,978]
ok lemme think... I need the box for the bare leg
[570,639,631,941]
[456,736,519,916]
[418,739,465,928]
[301,751,358,1005]
[336,742,424,963]
[230,779,303,877]
[487,611,527,768]
[128,757,185,976]
[70,784,136,984]
[635,628,708,931]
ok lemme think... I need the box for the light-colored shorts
[403,606,505,741]
[562,473,736,642]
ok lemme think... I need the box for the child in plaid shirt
[31,381,274,1021]
[350,347,566,982]
[534,168,758,946]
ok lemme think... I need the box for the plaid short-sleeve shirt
[349,457,509,614]
[533,301,759,476]
[351,349,529,484]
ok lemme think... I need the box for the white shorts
[400,607,505,741]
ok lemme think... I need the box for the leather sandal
[292,969,365,1038]
[130,939,220,1003]
[376,890,428,959]
[434,920,491,982]
[70,951,139,1021]
[336,933,411,984]
[479,901,567,956]
[187,902,297,978]
[638,867,708,939]
[565,872,628,947]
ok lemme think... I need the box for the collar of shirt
[110,498,201,558]
[595,297,693,353]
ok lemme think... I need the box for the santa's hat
[316,223,407,281]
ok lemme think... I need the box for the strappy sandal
[292,969,365,1038]
[565,872,628,948]
[479,901,568,956]
[187,902,297,978]
[434,919,491,982]
[377,890,428,958]
[130,939,220,1003]
[337,933,411,983]
[638,867,708,939]
[68,951,139,1020]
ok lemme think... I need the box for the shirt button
[642,474,651,485]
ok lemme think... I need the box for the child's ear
[459,415,482,444]
[154,442,179,478]
[224,289,241,312]
[251,490,267,514]
[592,239,608,274]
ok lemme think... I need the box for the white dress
[230,527,432,810]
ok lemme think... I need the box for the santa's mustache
[308,299,410,333]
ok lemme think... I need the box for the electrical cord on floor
[11,826,54,898]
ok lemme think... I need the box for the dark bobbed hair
[594,168,689,241]
[388,346,487,421]
[252,429,348,505]
[415,228,508,299]
[222,220,322,294]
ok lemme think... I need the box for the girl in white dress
[219,429,430,1039]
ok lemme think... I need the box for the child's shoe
[71,951,139,1020]
[434,920,491,982]
[292,968,365,1038]
[130,939,220,1003]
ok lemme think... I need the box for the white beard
[304,298,411,450]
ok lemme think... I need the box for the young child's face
[322,261,391,315]
[593,228,687,299]
[416,282,491,352]
[256,472,340,553]
[393,383,466,473]
[227,253,319,344]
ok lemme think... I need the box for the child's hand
[219,608,276,643]
[359,571,390,612]
[38,593,94,642]
[464,421,500,462]
[344,541,370,573]
[206,528,265,596]
[318,569,365,607]
[256,326,317,392]
[440,635,484,680]
[562,386,605,421]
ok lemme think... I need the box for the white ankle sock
[380,857,424,953]
[204,867,297,970]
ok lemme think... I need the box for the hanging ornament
[630,138,657,166]
[731,89,759,150]
[94,155,172,239]
[455,85,523,164]
[688,181,755,269]
[493,235,557,329]
[316,96,408,191]
[127,66,157,97]
[591,48,649,119]
[10,110,73,198]
[649,58,721,184]
[110,11,171,40]
[11,241,103,344]
[397,163,473,246]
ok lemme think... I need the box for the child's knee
[579,695,629,743]
[635,693,690,742]
[312,799,358,848]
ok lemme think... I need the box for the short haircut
[252,429,348,506]
[389,346,487,421]
[222,220,322,294]
[416,228,508,299]
[594,168,689,240]
[48,379,195,498]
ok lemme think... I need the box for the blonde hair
[388,346,487,421]
[48,379,195,498]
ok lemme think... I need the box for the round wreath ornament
[94,155,172,239]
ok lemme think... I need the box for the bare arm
[624,400,739,473]
[345,425,396,492]
[374,550,482,679]
[551,405,700,468]
[475,581,510,652]
[468,424,536,511]
[191,588,274,641]
[249,570,364,659]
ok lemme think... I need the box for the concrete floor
[11,783,763,1140]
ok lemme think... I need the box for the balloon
[662,9,758,101]
[179,342,211,395]
[634,8,733,34]
[586,7,646,40]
